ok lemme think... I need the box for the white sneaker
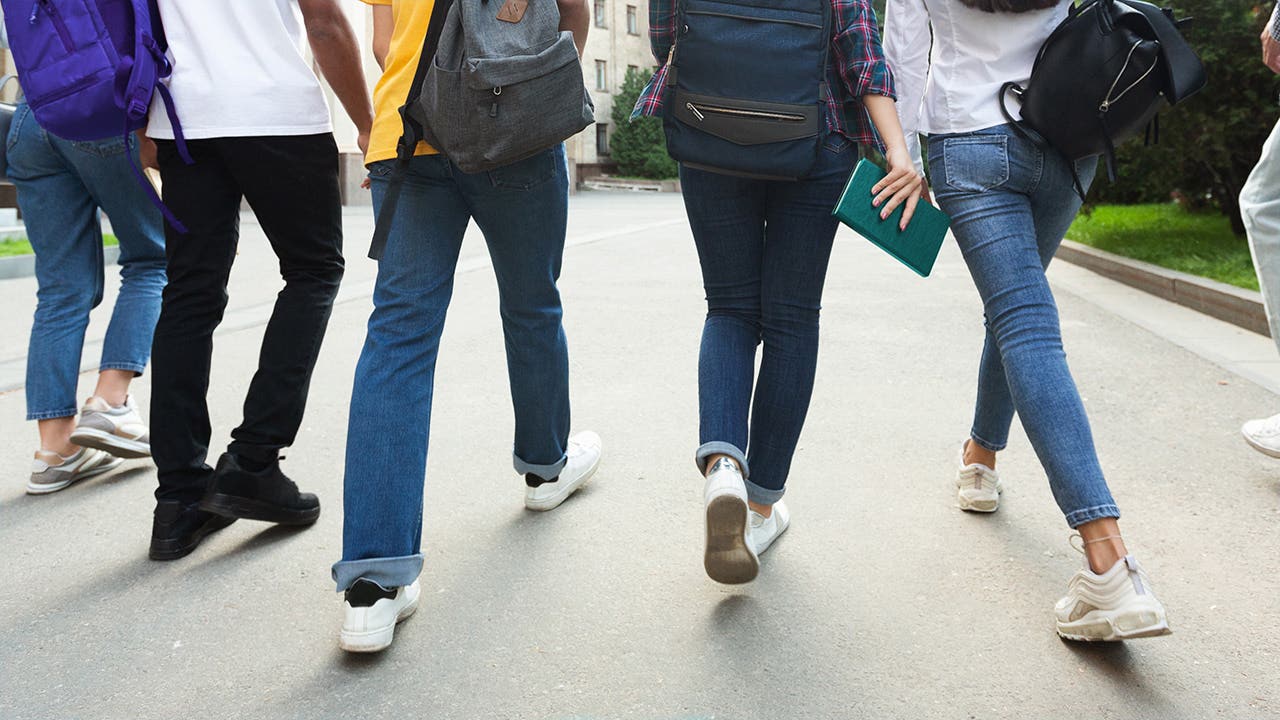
[1242,413,1280,458]
[27,447,123,494]
[703,457,758,584]
[1055,555,1172,641]
[956,442,1001,513]
[524,431,602,511]
[70,396,151,459]
[749,500,790,556]
[339,580,421,653]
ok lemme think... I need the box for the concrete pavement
[0,193,1278,719]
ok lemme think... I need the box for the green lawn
[1068,204,1258,291]
[0,234,119,259]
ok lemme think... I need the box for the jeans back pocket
[941,135,1010,193]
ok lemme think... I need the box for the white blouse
[884,0,1068,156]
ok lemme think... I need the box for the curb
[0,245,122,281]
[1056,239,1270,337]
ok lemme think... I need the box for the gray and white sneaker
[749,499,790,556]
[703,457,758,584]
[1055,554,1172,641]
[524,431,602,511]
[956,442,1001,513]
[70,396,150,459]
[27,447,123,495]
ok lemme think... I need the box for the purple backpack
[2,0,190,230]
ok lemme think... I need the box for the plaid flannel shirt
[1272,1,1280,42]
[630,0,897,150]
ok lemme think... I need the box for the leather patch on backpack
[496,0,528,23]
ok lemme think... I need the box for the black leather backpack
[1000,0,1206,197]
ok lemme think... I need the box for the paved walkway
[1,193,1277,719]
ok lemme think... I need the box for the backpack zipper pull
[490,87,502,118]
[686,102,704,121]
[29,0,39,23]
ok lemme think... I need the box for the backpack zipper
[685,102,805,123]
[32,0,75,52]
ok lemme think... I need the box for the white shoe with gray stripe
[27,447,123,495]
[70,396,150,459]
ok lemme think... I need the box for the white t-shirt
[884,0,1068,139]
[147,0,332,140]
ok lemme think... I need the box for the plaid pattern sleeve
[631,0,677,120]
[1271,2,1280,43]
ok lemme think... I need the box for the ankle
[963,439,997,469]
[748,500,772,519]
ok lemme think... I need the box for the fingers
[900,193,921,231]
[873,169,924,221]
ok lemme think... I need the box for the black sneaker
[149,500,237,561]
[199,453,320,526]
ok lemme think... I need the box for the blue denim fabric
[6,103,166,420]
[333,146,572,591]
[927,124,1118,528]
[680,136,856,506]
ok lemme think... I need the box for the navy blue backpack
[661,0,832,180]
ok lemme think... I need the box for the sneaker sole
[957,491,1000,513]
[69,427,151,459]
[200,493,320,526]
[340,595,421,653]
[1056,608,1173,642]
[524,459,599,512]
[704,493,758,584]
[1242,432,1280,459]
[26,456,124,495]
[149,514,238,561]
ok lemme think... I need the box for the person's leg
[150,139,242,504]
[333,156,470,592]
[215,134,346,465]
[963,157,1099,471]
[929,129,1120,569]
[48,133,167,459]
[55,132,168,404]
[1242,117,1280,355]
[459,146,573,481]
[7,104,123,487]
[747,136,854,512]
[679,165,767,479]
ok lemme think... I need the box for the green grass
[0,234,118,259]
[1068,204,1258,291]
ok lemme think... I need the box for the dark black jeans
[151,134,345,503]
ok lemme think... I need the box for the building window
[626,5,639,34]
[594,0,607,27]
[627,64,639,79]
[595,60,608,91]
[596,123,610,156]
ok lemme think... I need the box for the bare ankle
[748,500,772,518]
[963,439,997,469]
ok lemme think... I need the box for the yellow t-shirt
[362,0,438,163]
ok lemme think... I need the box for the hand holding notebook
[832,159,951,277]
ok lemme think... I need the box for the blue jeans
[680,136,856,506]
[6,103,166,420]
[333,146,572,591]
[927,124,1118,528]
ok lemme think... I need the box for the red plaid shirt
[631,0,897,149]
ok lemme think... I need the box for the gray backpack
[370,0,594,258]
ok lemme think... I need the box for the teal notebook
[832,159,951,278]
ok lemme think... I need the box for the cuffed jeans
[150,134,345,503]
[679,135,856,507]
[333,146,572,591]
[7,103,166,420]
[928,124,1119,528]
[1241,115,1280,353]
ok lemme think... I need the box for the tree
[609,66,679,179]
[1088,0,1276,234]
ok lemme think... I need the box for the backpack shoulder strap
[369,0,457,260]
[1117,0,1205,104]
